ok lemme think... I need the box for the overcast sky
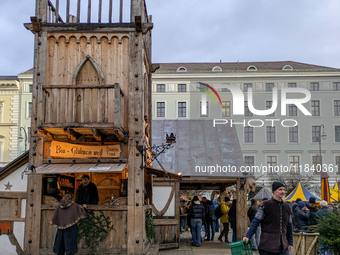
[1,0,340,75]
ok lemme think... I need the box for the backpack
[215,205,222,219]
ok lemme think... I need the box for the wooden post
[127,30,145,255]
[236,178,248,241]
[24,174,42,254]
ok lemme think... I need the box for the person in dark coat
[75,174,99,208]
[229,198,237,242]
[52,192,85,255]
[248,198,260,251]
[306,197,318,225]
[295,201,310,231]
[188,196,205,247]
[291,198,302,229]
[205,199,215,241]
[244,181,293,255]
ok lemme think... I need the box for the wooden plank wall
[46,34,129,92]
[40,208,127,250]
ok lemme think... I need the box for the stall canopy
[252,187,272,200]
[284,182,321,203]
[34,163,125,174]
[330,182,340,202]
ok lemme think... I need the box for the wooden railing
[38,83,125,129]
[44,0,149,24]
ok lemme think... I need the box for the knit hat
[296,198,302,202]
[309,197,316,204]
[298,201,306,209]
[328,203,334,208]
[272,181,285,192]
[224,197,230,202]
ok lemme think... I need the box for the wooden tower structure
[24,0,154,254]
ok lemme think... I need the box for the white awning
[34,163,125,174]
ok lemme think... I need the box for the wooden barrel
[293,232,320,255]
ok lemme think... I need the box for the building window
[334,100,340,116]
[289,126,299,143]
[244,83,252,92]
[244,101,253,117]
[289,156,300,174]
[266,126,276,143]
[200,101,209,117]
[222,101,231,117]
[178,102,186,117]
[244,126,254,143]
[266,101,275,116]
[336,156,340,174]
[310,82,319,91]
[288,83,297,88]
[156,102,165,117]
[178,84,186,92]
[312,156,322,175]
[198,83,206,92]
[311,100,320,116]
[288,104,297,116]
[312,126,321,142]
[221,88,230,92]
[245,156,255,167]
[156,84,165,92]
[335,126,340,142]
[265,83,274,91]
[245,156,255,173]
[28,102,32,118]
[267,156,277,174]
[334,82,340,91]
[28,84,33,92]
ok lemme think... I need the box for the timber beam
[30,16,41,32]
[63,128,80,141]
[37,129,53,140]
[113,129,124,141]
[91,128,102,141]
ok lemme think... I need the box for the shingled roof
[154,61,339,73]
[152,120,245,178]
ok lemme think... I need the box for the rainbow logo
[197,82,222,106]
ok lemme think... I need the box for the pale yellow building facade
[0,76,19,167]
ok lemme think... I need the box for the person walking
[229,198,237,242]
[248,198,260,251]
[291,198,302,229]
[188,196,205,247]
[217,197,232,243]
[212,199,220,233]
[243,181,293,255]
[205,198,216,241]
[306,197,318,226]
[52,192,85,255]
[295,201,310,231]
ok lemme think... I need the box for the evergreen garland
[145,210,155,242]
[77,210,114,255]
[314,210,340,254]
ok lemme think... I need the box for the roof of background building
[154,61,340,73]
[19,68,34,75]
[0,76,18,81]
[0,151,29,181]
[152,120,245,178]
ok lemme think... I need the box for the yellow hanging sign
[50,141,121,158]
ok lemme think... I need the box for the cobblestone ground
[159,228,258,255]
